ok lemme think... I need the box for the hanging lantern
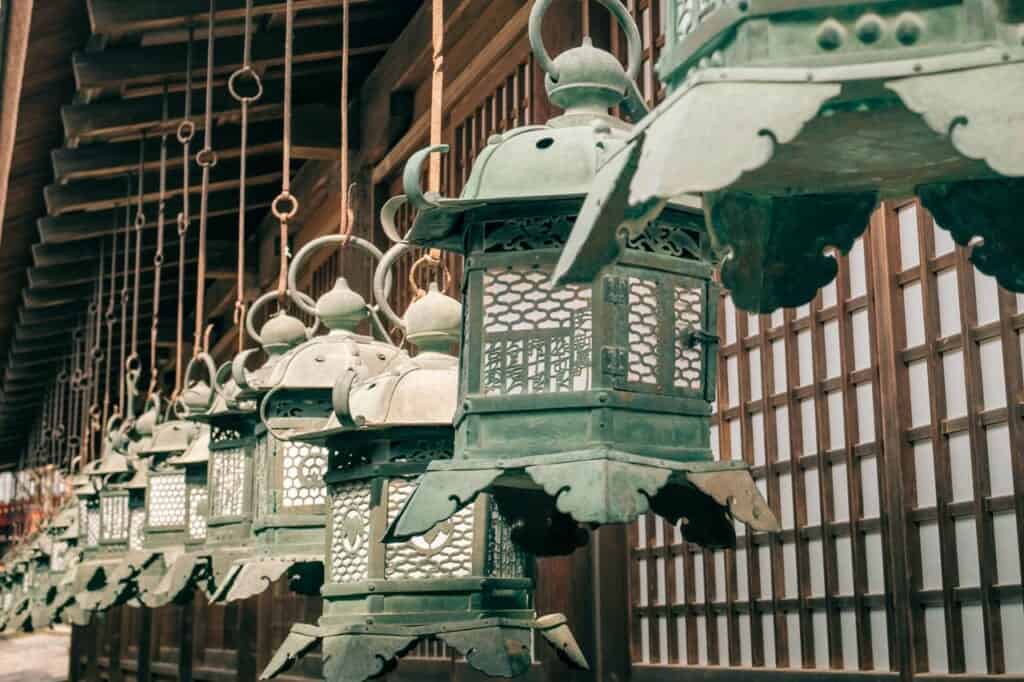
[385,0,777,558]
[129,405,205,607]
[552,0,1024,311]
[262,239,587,682]
[0,550,30,632]
[214,241,401,603]
[72,418,135,618]
[30,503,80,628]
[188,360,263,600]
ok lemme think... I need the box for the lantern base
[4,597,32,633]
[134,547,209,608]
[261,614,587,681]
[211,554,323,604]
[386,449,778,556]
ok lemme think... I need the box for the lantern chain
[128,135,146,401]
[273,0,298,305]
[175,24,196,397]
[194,0,218,358]
[230,0,262,351]
[151,84,170,399]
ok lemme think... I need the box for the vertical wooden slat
[995,287,1024,609]
[872,202,919,682]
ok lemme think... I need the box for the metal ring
[91,347,104,361]
[177,212,189,235]
[272,192,300,222]
[177,120,196,144]
[195,147,219,168]
[134,211,146,229]
[287,234,387,318]
[373,241,411,330]
[153,252,164,267]
[528,0,642,83]
[126,354,141,374]
[228,65,264,103]
[184,352,217,395]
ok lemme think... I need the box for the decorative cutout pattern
[211,425,242,443]
[485,504,529,579]
[674,284,704,391]
[148,473,187,527]
[253,437,271,520]
[129,509,146,551]
[282,443,327,508]
[87,507,100,547]
[78,500,89,542]
[675,0,720,38]
[211,447,247,518]
[385,478,474,580]
[627,221,703,260]
[482,266,592,395]
[329,482,371,584]
[389,439,454,464]
[628,277,660,385]
[483,216,571,252]
[101,495,129,542]
[189,487,208,541]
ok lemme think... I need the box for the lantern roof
[50,503,78,531]
[120,457,150,490]
[167,427,210,466]
[137,419,199,457]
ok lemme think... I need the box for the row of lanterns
[0,0,915,677]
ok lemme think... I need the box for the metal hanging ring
[528,0,642,84]
[125,354,142,374]
[409,252,452,297]
[373,241,411,330]
[272,191,300,222]
[135,211,146,229]
[286,234,388,318]
[177,120,196,144]
[196,147,219,168]
[177,212,189,235]
[228,65,264,103]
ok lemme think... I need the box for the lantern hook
[244,289,319,348]
[528,0,641,84]
[404,145,449,211]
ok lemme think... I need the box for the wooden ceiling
[0,0,420,462]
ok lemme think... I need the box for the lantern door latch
[680,327,718,350]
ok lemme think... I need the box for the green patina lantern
[554,0,1024,311]
[3,535,52,633]
[126,406,206,608]
[1,549,31,632]
[71,418,136,618]
[262,238,586,682]
[215,247,401,603]
[31,502,81,628]
[189,359,264,600]
[385,0,776,558]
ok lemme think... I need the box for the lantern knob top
[314,277,368,332]
[529,0,642,115]
[259,310,309,352]
[405,282,461,352]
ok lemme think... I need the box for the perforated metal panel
[281,442,327,508]
[328,482,371,584]
[50,541,68,573]
[485,502,530,579]
[189,486,208,541]
[148,473,187,528]
[129,508,145,551]
[86,507,100,548]
[100,495,129,542]
[384,478,474,580]
[628,276,660,385]
[482,265,592,395]
[211,447,247,517]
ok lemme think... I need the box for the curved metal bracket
[403,145,450,211]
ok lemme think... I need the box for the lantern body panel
[205,416,260,546]
[145,470,188,549]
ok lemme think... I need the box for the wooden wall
[70,2,1023,681]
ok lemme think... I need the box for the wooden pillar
[86,614,101,682]
[69,624,83,682]
[108,605,123,682]
[178,599,195,682]
[236,595,260,682]
[136,606,152,682]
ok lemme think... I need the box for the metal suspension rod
[273,0,298,304]
[176,24,196,396]
[194,0,218,356]
[151,84,170,398]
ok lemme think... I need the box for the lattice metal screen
[384,478,474,580]
[210,447,248,518]
[188,486,208,541]
[147,473,187,528]
[129,508,145,551]
[100,495,129,542]
[281,442,327,509]
[629,201,1024,676]
[328,481,371,585]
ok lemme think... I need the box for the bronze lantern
[554,0,1024,311]
[262,238,586,681]
[385,0,777,558]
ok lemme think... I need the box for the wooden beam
[26,244,232,288]
[74,23,390,98]
[0,0,33,242]
[87,0,375,40]
[44,154,282,215]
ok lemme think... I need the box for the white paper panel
[762,613,777,667]
[697,617,708,664]
[783,543,798,598]
[836,535,854,595]
[798,331,813,386]
[640,617,651,663]
[751,412,765,465]
[1002,599,1024,673]
[828,391,845,451]
[979,338,1007,410]
[948,432,974,503]
[801,399,818,455]
[724,297,737,345]
[787,612,802,666]
[933,219,956,257]
[693,558,705,603]
[898,204,920,270]
[727,356,739,407]
[954,517,980,587]
[772,340,787,394]
[779,472,794,529]
[714,551,726,601]
[841,609,858,669]
[866,531,885,594]
[735,547,748,601]
[861,456,880,518]
[824,321,841,378]
[717,615,728,663]
[813,611,829,667]
[962,604,987,673]
[739,613,752,666]
[805,467,821,526]
[942,351,967,418]
[908,361,931,427]
[730,418,742,461]
[871,608,890,670]
[749,348,763,401]
[771,309,785,329]
[904,283,926,348]
[822,280,837,309]
[832,462,850,522]
[856,383,875,445]
[925,606,948,673]
[914,442,937,508]
[775,407,791,461]
[919,521,943,590]
[849,238,867,298]
[656,557,667,604]
[936,268,961,337]
[987,424,1014,497]
[638,559,649,606]
[808,539,825,596]
[994,512,1021,586]
[748,313,760,337]
[852,310,871,371]
[974,269,1000,326]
